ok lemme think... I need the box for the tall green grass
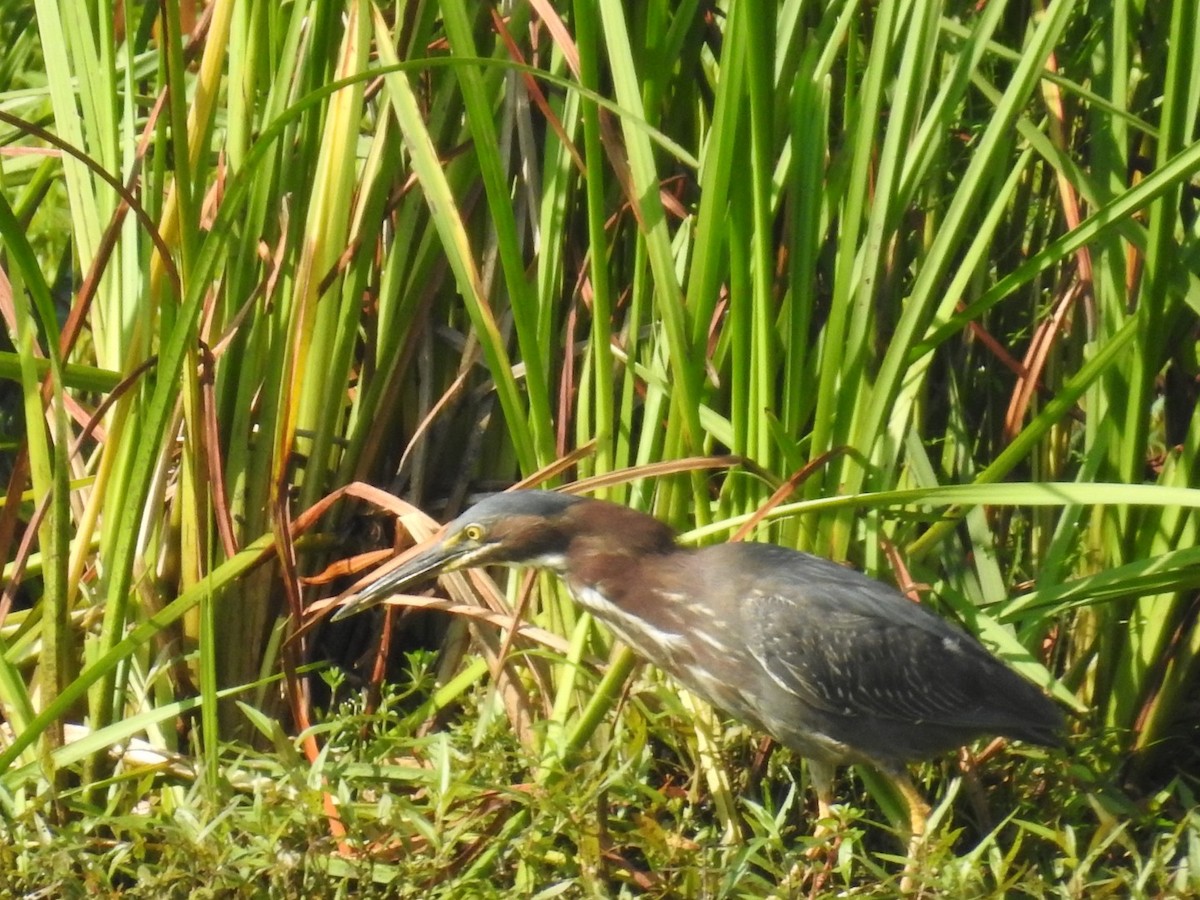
[1,0,1199,893]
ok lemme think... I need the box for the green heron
[332,490,1063,879]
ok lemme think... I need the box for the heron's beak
[329,537,474,622]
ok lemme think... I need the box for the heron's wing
[743,582,1007,726]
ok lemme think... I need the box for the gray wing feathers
[744,584,1012,727]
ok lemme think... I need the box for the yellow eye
[463,523,485,542]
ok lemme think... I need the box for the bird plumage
[554,525,1064,771]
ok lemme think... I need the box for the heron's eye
[463,524,485,542]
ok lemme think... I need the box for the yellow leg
[890,769,931,894]
[778,758,840,896]
[809,759,837,836]
[798,760,931,894]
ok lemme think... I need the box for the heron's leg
[784,759,838,895]
[808,759,837,837]
[889,768,931,894]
